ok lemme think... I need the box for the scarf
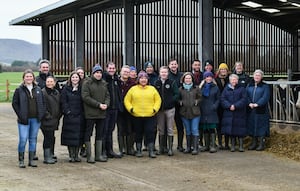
[203,82,211,97]
[183,83,193,91]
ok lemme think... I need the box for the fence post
[6,80,9,101]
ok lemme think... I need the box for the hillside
[0,39,41,64]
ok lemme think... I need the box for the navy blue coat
[221,84,247,137]
[60,84,85,146]
[246,80,270,137]
[200,82,220,124]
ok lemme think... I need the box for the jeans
[18,118,41,152]
[181,116,200,136]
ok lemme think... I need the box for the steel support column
[123,0,134,66]
[42,25,49,59]
[202,0,213,63]
[75,12,85,68]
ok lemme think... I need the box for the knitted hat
[137,71,149,79]
[130,66,136,71]
[92,64,103,74]
[144,61,154,69]
[203,71,214,78]
[218,63,229,70]
[205,59,213,66]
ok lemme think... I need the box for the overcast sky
[0,0,59,44]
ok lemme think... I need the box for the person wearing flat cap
[124,71,161,158]
[81,64,110,163]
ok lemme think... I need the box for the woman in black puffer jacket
[61,71,85,162]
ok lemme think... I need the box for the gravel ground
[1,103,300,191]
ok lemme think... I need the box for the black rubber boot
[224,135,230,150]
[95,140,107,162]
[156,135,165,155]
[74,147,81,162]
[256,137,265,151]
[28,151,37,167]
[167,136,174,156]
[127,135,135,156]
[135,142,143,157]
[44,148,55,164]
[230,137,236,152]
[217,128,224,150]
[184,135,191,154]
[248,137,257,150]
[148,143,156,158]
[239,138,245,152]
[85,142,95,164]
[118,136,125,155]
[199,128,204,149]
[18,152,26,168]
[192,136,199,155]
[209,133,217,153]
[33,151,38,161]
[201,133,209,152]
[177,131,184,152]
[51,137,57,162]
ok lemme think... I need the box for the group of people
[12,58,270,168]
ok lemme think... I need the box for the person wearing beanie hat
[199,69,220,153]
[144,61,154,70]
[218,63,229,70]
[129,66,137,80]
[92,64,103,74]
[215,62,230,150]
[144,61,158,86]
[204,59,214,73]
[124,70,161,158]
[81,64,110,163]
[137,70,149,80]
[203,71,214,79]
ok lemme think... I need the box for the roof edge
[9,0,77,25]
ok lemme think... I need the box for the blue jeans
[181,117,200,136]
[18,118,41,152]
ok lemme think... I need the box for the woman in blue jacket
[246,69,270,151]
[221,74,247,152]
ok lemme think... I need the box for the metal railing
[265,80,300,123]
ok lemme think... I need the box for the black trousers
[133,116,156,145]
[84,119,105,142]
[41,129,55,149]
